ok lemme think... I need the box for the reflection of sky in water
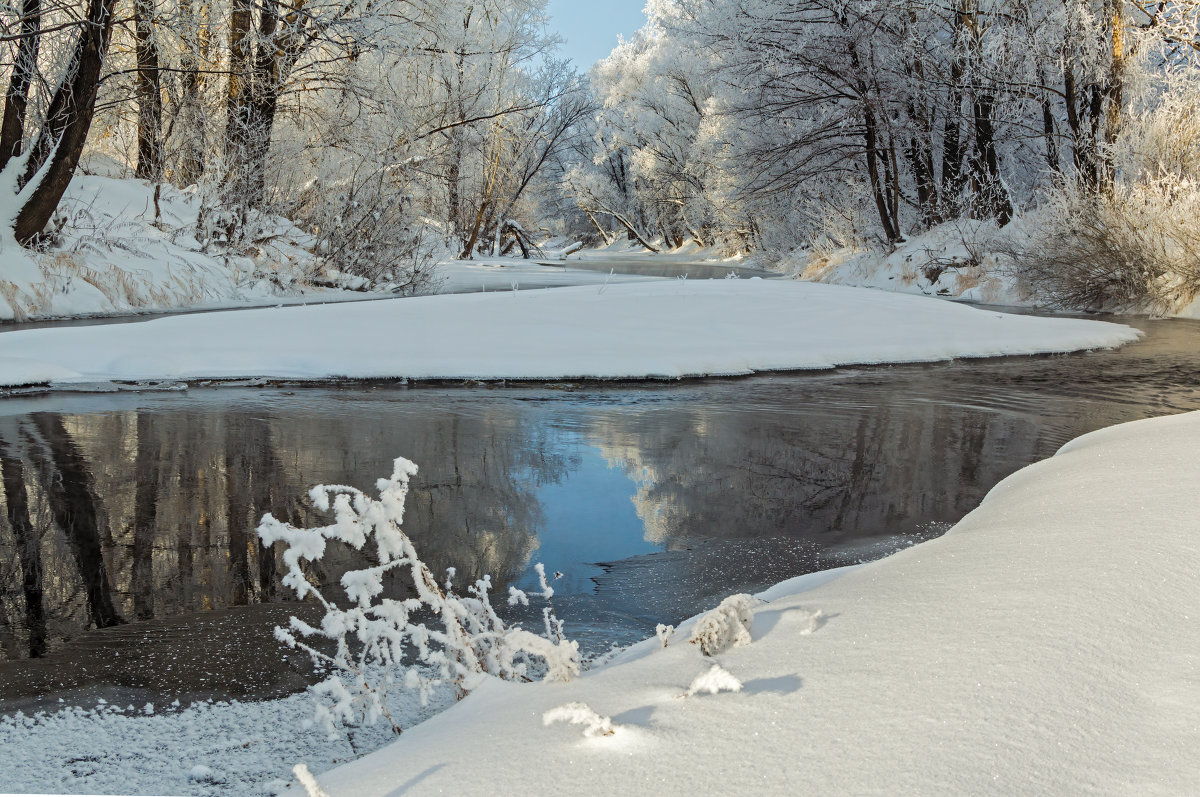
[517,440,657,595]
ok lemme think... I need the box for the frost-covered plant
[542,702,617,738]
[689,593,761,657]
[256,456,579,737]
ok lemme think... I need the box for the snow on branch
[256,456,579,737]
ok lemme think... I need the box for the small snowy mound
[685,665,743,697]
[542,703,616,738]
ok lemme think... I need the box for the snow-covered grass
[790,218,1030,307]
[0,280,1138,388]
[0,175,390,322]
[0,175,674,323]
[298,409,1200,796]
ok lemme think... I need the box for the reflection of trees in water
[0,404,567,661]
[593,403,1041,546]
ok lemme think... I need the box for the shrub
[1006,178,1200,313]
[256,456,578,737]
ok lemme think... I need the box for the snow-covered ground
[792,219,1029,306]
[0,280,1138,388]
[0,677,456,795]
[0,175,657,323]
[0,175,382,321]
[299,409,1200,796]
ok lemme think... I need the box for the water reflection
[0,316,1198,705]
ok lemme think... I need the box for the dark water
[0,315,1198,711]
[546,257,775,280]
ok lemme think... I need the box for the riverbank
[304,409,1200,796]
[0,280,1138,388]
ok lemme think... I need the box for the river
[0,289,1197,713]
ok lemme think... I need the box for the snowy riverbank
[302,409,1200,796]
[0,280,1138,388]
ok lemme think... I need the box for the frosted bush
[256,456,579,737]
[689,594,761,656]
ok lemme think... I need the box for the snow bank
[794,219,1030,306]
[303,410,1200,796]
[0,280,1138,388]
[0,175,377,321]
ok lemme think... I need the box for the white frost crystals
[255,456,579,738]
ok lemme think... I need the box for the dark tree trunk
[134,0,164,180]
[0,439,47,657]
[13,0,118,243]
[176,0,205,186]
[1040,71,1061,175]
[863,104,900,243]
[0,0,41,173]
[31,414,124,629]
[970,95,1012,226]
[224,0,255,213]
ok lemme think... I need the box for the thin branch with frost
[256,456,579,738]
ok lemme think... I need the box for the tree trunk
[0,0,41,173]
[863,103,900,243]
[176,0,205,186]
[134,0,164,180]
[12,0,118,243]
[970,94,1012,226]
[31,414,124,629]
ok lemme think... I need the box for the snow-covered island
[0,280,1139,388]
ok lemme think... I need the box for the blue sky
[545,1,648,68]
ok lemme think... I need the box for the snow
[0,280,1139,388]
[0,175,392,322]
[299,409,1200,796]
[434,257,662,293]
[0,679,456,795]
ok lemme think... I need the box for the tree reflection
[591,401,1037,547]
[0,401,562,661]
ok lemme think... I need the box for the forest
[2,0,1200,306]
